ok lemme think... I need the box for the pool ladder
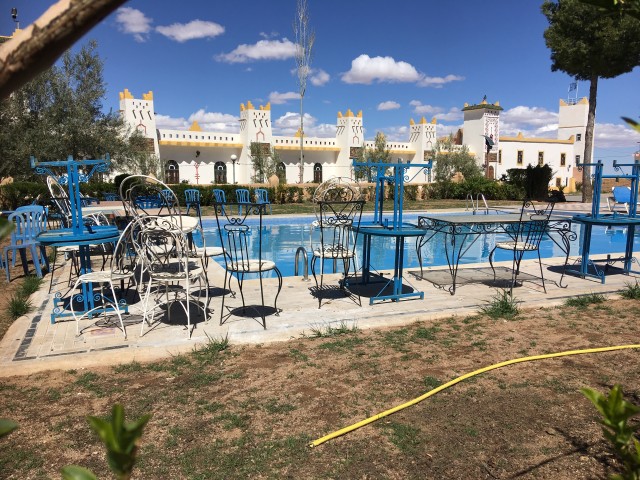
[466,193,489,215]
[294,247,310,281]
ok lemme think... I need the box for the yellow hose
[309,344,640,448]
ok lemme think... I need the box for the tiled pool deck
[1,202,637,376]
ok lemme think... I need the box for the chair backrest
[613,186,632,204]
[213,203,268,272]
[255,188,270,204]
[8,206,47,243]
[315,200,365,257]
[46,176,72,223]
[236,189,250,204]
[103,192,119,201]
[109,219,139,277]
[184,189,200,205]
[119,175,182,227]
[130,215,190,278]
[212,189,227,204]
[511,199,555,249]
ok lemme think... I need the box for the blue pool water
[201,213,640,278]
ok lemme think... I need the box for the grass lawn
[1,292,640,478]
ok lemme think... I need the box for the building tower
[119,89,159,157]
[335,109,364,169]
[462,98,503,179]
[238,101,273,183]
[558,97,589,162]
[408,116,437,160]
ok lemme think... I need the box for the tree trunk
[299,95,304,183]
[0,0,128,99]
[582,75,598,203]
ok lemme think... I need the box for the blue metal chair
[235,188,251,215]
[211,189,227,215]
[607,186,632,214]
[3,206,49,282]
[254,188,272,215]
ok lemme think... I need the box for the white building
[120,89,588,190]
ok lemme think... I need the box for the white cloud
[341,54,463,88]
[410,101,462,122]
[342,54,422,84]
[593,122,640,148]
[272,112,335,137]
[269,91,300,105]
[310,69,330,86]
[417,74,465,88]
[156,20,224,42]
[115,7,152,42]
[377,101,401,111]
[500,106,559,137]
[216,38,296,63]
[155,114,189,130]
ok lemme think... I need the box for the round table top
[571,214,640,227]
[352,222,425,237]
[37,225,120,247]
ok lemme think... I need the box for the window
[576,154,581,164]
[498,150,502,164]
[313,163,322,183]
[214,161,227,184]
[577,133,582,141]
[517,150,524,165]
[556,178,562,187]
[560,153,566,166]
[538,151,544,166]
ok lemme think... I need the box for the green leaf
[0,419,18,438]
[60,465,98,480]
[622,117,640,133]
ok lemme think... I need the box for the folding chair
[254,188,272,215]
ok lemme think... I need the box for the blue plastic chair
[184,189,201,215]
[254,188,272,215]
[607,186,632,214]
[235,189,251,215]
[212,189,227,215]
[3,206,49,281]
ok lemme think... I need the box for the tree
[293,0,315,184]
[249,142,278,183]
[0,40,146,180]
[354,132,391,182]
[542,0,640,202]
[432,135,482,183]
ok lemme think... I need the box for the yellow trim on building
[431,117,437,124]
[189,121,202,131]
[276,145,341,152]
[240,103,245,111]
[420,117,427,124]
[345,109,354,117]
[500,134,574,144]
[389,149,416,154]
[119,88,134,100]
[357,110,362,118]
[337,111,343,118]
[159,141,243,148]
[246,100,254,109]
[142,91,153,101]
[410,118,415,125]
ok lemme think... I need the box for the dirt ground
[0,292,639,479]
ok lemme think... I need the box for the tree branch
[0,0,128,99]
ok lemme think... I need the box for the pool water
[201,213,640,278]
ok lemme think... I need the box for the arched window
[214,161,227,184]
[165,160,179,184]
[313,163,322,184]
[276,162,286,184]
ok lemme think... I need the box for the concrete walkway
[1,202,637,376]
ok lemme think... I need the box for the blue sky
[3,0,640,163]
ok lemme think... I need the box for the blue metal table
[567,213,640,283]
[350,222,426,304]
[37,226,122,323]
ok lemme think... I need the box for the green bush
[0,182,49,210]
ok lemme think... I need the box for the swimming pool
[201,213,640,278]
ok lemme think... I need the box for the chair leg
[258,272,267,329]
[107,282,127,339]
[537,250,547,293]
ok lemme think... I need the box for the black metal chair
[213,202,282,329]
[310,200,365,308]
[489,199,555,294]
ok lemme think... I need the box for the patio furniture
[212,189,227,215]
[310,200,365,308]
[70,220,138,338]
[488,200,555,294]
[184,188,203,229]
[607,186,631,214]
[213,203,282,328]
[254,188,272,215]
[235,188,251,215]
[133,216,209,337]
[3,206,49,282]
[103,192,119,201]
